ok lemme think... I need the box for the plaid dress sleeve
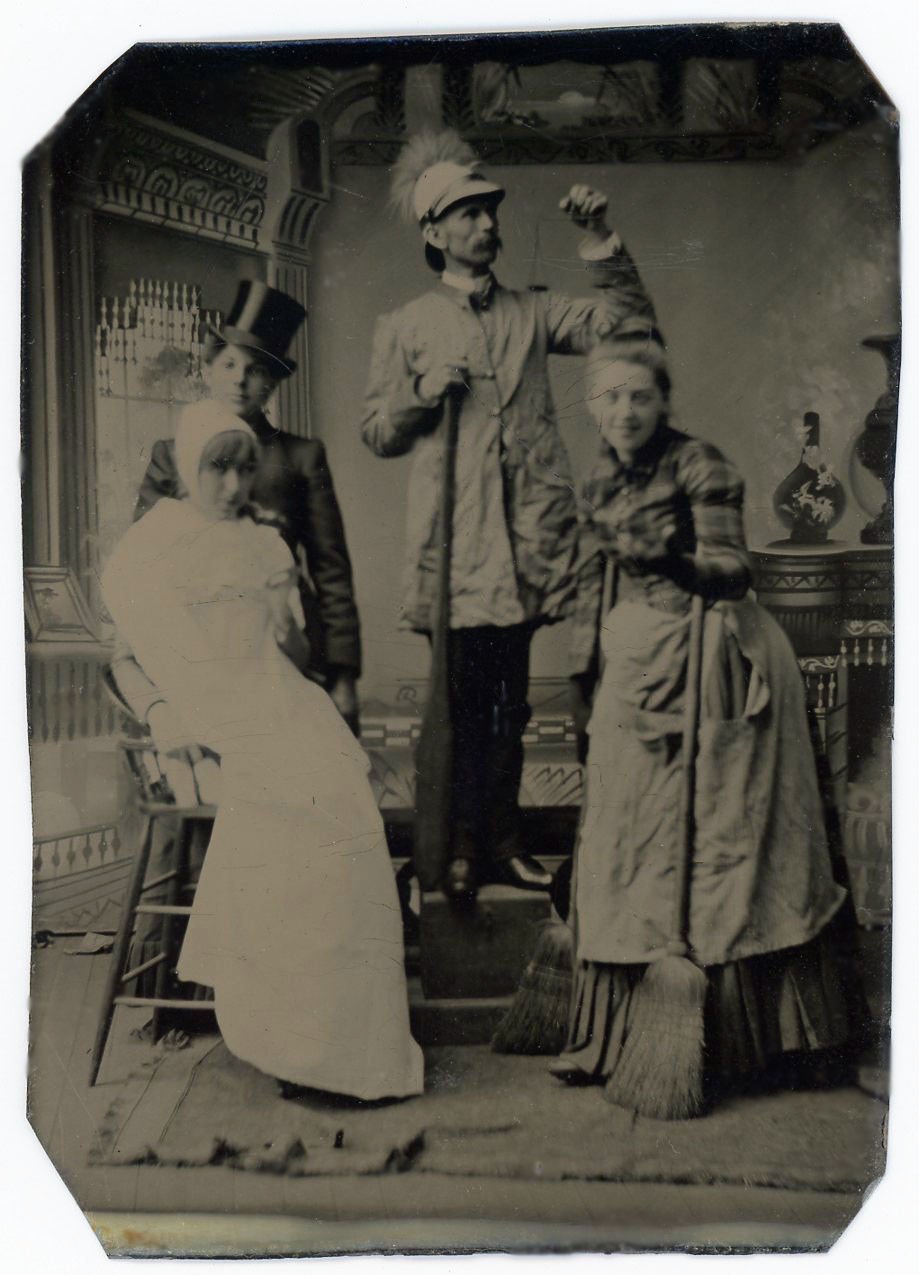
[673,440,752,601]
[545,238,658,356]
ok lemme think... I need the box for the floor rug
[92,1039,886,1192]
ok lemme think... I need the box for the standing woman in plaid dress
[552,336,862,1103]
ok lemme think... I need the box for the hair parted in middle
[586,330,672,400]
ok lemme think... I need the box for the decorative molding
[27,649,118,743]
[373,67,406,133]
[841,629,892,669]
[241,66,348,137]
[361,675,581,810]
[268,196,326,256]
[55,203,98,601]
[798,654,841,674]
[332,131,787,166]
[91,111,268,246]
[842,620,893,639]
[33,821,123,880]
[442,64,476,133]
[33,822,131,935]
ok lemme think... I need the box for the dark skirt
[559,908,863,1095]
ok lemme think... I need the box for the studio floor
[27,938,888,1258]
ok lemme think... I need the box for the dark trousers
[445,622,534,865]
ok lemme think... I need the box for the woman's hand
[266,574,313,674]
[266,574,294,641]
[328,669,360,737]
[146,701,199,757]
[611,517,679,574]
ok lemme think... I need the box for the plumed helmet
[390,130,505,271]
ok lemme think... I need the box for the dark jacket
[112,413,361,723]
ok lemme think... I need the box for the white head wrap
[175,399,258,505]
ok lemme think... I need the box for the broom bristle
[492,920,573,1055]
[604,955,707,1120]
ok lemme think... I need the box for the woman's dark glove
[610,516,679,575]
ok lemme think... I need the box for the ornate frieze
[91,111,268,246]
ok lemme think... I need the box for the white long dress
[103,498,424,1099]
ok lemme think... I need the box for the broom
[493,561,617,1057]
[491,917,574,1055]
[604,592,708,1120]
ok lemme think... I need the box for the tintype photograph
[19,18,897,1259]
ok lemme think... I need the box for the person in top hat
[362,130,660,901]
[112,280,362,741]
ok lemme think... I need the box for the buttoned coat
[361,243,656,632]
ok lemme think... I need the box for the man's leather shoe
[443,858,478,901]
[493,854,553,891]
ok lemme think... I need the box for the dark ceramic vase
[773,411,846,544]
[849,334,898,545]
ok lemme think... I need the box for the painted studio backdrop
[20,25,896,1255]
[24,32,895,932]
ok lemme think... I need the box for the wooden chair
[89,669,218,1086]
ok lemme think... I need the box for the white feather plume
[389,129,479,222]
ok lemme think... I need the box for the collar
[247,410,281,442]
[439,272,498,312]
[603,422,681,484]
[440,270,494,295]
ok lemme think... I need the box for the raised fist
[559,185,609,230]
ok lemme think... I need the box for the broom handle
[566,558,618,1038]
[412,386,461,889]
[670,592,705,957]
[435,387,461,647]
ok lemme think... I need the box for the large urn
[849,334,898,545]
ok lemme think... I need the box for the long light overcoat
[361,243,656,632]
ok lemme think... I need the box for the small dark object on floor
[32,930,55,949]
[334,1129,345,1148]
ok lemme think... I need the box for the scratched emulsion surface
[24,22,895,1257]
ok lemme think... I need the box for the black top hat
[208,281,307,378]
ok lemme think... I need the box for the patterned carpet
[92,1038,887,1193]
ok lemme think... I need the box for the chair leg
[88,816,155,1087]
[151,817,191,1042]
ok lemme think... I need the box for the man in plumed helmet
[112,281,362,739]
[362,131,660,901]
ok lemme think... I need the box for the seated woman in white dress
[102,400,424,1102]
